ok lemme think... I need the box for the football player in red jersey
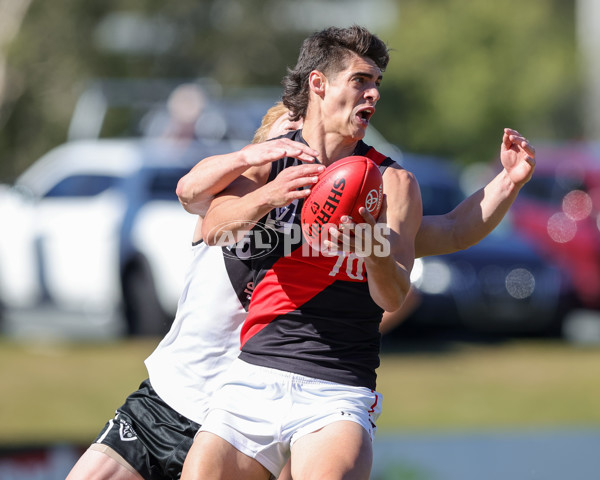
[68,42,535,480]
[183,25,535,480]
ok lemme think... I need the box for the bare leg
[290,421,372,480]
[66,446,143,480]
[181,431,271,480]
[278,459,292,480]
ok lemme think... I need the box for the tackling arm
[201,162,325,246]
[176,138,319,216]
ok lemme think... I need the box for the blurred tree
[0,0,583,181]
[0,0,33,180]
[0,0,32,125]
[0,0,306,181]
[375,0,582,165]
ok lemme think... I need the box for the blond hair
[252,101,290,144]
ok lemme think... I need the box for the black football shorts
[92,379,200,480]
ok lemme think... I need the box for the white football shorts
[198,358,383,478]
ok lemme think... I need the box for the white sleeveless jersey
[144,241,251,424]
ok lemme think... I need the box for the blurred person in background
[141,83,207,140]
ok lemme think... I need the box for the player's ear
[308,70,326,97]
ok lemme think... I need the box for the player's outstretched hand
[501,128,536,186]
[241,138,319,167]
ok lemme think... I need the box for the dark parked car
[384,154,575,340]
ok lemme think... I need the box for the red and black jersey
[239,130,396,390]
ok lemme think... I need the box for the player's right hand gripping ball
[301,155,383,250]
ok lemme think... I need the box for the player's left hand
[501,128,536,186]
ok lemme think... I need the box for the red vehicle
[510,142,600,310]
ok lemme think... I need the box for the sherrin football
[301,155,383,249]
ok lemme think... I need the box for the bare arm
[201,162,325,245]
[415,128,536,258]
[365,166,422,311]
[176,138,318,216]
[379,286,422,334]
[327,165,422,312]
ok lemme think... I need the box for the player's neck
[302,120,357,166]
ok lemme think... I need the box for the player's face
[268,111,303,139]
[323,53,382,141]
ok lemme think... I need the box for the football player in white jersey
[66,104,308,480]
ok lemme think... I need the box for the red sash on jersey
[240,146,390,347]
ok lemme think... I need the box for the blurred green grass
[376,340,600,432]
[1,337,599,445]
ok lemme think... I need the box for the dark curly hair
[282,25,390,121]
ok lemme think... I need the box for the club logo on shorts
[119,419,138,442]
